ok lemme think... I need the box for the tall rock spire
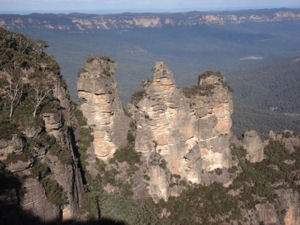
[78,56,129,161]
[128,63,234,200]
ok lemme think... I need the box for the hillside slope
[0,28,86,223]
[228,57,300,113]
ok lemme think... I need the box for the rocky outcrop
[44,74,85,222]
[75,59,300,224]
[275,189,300,225]
[21,178,60,222]
[241,130,264,163]
[128,62,233,200]
[0,28,84,223]
[1,9,300,32]
[250,189,300,225]
[78,56,129,161]
[268,130,300,153]
[42,112,62,138]
[0,135,23,161]
[255,203,279,225]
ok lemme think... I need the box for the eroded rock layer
[78,56,129,161]
[128,62,233,193]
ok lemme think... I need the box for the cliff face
[77,56,129,161]
[0,28,84,222]
[129,62,233,181]
[1,9,300,32]
[126,62,233,200]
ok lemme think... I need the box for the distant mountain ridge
[0,8,300,32]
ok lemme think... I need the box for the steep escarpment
[0,28,84,223]
[77,56,129,161]
[1,9,300,32]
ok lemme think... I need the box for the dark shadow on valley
[0,166,126,225]
[0,201,126,225]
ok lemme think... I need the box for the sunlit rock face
[78,59,234,201]
[128,62,233,195]
[241,129,264,163]
[77,57,129,161]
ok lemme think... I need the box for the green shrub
[228,166,238,173]
[264,140,290,164]
[86,55,95,63]
[40,98,61,114]
[110,128,141,174]
[5,152,30,164]
[0,116,16,140]
[102,168,118,186]
[231,144,247,160]
[198,70,233,92]
[127,130,135,143]
[13,89,42,128]
[73,106,93,172]
[41,177,67,206]
[183,84,215,98]
[73,107,88,127]
[99,56,115,62]
[31,160,49,179]
[215,168,223,175]
[281,131,293,138]
[158,183,241,224]
[131,88,146,105]
[111,144,141,173]
[49,143,73,165]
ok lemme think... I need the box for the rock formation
[77,56,129,161]
[2,27,300,225]
[268,130,300,153]
[76,59,300,225]
[128,63,233,186]
[0,28,84,223]
[1,9,300,32]
[241,129,264,163]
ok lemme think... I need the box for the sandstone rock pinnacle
[78,56,129,161]
[128,62,234,199]
[241,129,264,163]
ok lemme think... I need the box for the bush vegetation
[131,88,146,105]
[183,70,233,98]
[31,159,49,179]
[0,28,71,208]
[41,177,67,206]
[49,142,73,165]
[229,141,300,211]
[156,183,241,224]
[73,107,93,172]
[110,130,141,174]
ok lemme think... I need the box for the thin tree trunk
[9,101,14,119]
[33,106,38,118]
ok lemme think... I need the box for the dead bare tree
[2,59,24,120]
[32,87,52,117]
[7,75,23,119]
[31,65,54,117]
